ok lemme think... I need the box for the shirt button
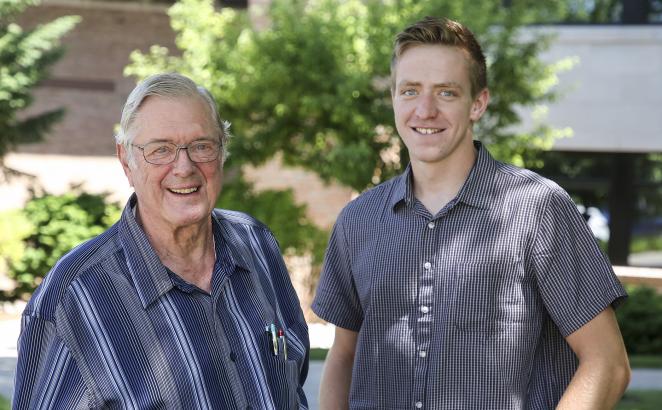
[420,305,429,314]
[419,350,427,358]
[423,262,431,270]
[415,402,423,408]
[229,352,237,362]
[427,221,435,229]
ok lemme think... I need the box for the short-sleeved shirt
[312,142,626,409]
[14,194,309,409]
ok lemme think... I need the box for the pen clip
[268,323,278,356]
[278,329,288,360]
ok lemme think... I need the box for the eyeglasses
[131,140,222,165]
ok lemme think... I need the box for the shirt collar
[389,141,497,212]
[117,194,249,308]
[454,141,498,210]
[388,164,414,210]
[210,211,252,274]
[117,194,172,308]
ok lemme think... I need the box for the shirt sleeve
[13,314,88,409]
[312,213,363,331]
[531,189,627,337]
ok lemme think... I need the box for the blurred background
[1,0,661,408]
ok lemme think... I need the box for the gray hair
[116,72,231,164]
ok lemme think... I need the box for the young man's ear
[116,143,134,187]
[470,88,490,122]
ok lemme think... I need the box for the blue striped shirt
[312,142,626,409]
[13,194,309,409]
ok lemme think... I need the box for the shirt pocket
[451,259,530,335]
[266,357,301,410]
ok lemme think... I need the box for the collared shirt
[14,194,309,409]
[312,142,626,410]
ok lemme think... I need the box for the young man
[14,73,308,409]
[313,17,630,409]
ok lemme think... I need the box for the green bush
[0,190,121,301]
[617,285,662,355]
[217,177,328,265]
[0,208,32,272]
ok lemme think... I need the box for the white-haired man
[14,73,309,409]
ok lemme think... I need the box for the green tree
[0,0,79,170]
[126,0,572,190]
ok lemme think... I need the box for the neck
[410,141,477,215]
[136,207,216,292]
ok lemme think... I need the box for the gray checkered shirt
[312,142,626,409]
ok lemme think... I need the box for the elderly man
[13,73,308,409]
[313,16,630,409]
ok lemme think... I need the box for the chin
[166,207,210,227]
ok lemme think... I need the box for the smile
[414,127,443,135]
[168,187,199,194]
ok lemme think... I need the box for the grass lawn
[629,355,662,369]
[310,347,328,361]
[617,390,662,410]
[0,395,9,410]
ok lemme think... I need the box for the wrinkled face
[118,96,223,231]
[392,44,488,167]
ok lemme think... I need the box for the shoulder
[336,174,402,224]
[494,161,568,204]
[213,208,271,233]
[212,208,277,248]
[23,224,120,321]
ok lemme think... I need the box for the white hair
[116,72,231,165]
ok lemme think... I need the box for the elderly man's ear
[117,143,135,188]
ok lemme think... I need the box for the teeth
[169,187,198,194]
[415,127,442,135]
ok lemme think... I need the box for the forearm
[557,356,630,409]
[319,347,354,410]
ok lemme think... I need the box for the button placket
[413,218,437,409]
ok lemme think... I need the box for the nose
[415,93,438,119]
[172,147,196,175]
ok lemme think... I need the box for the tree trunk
[607,153,636,265]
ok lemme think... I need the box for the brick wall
[16,1,177,156]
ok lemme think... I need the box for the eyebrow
[396,80,463,89]
[142,136,216,144]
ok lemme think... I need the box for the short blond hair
[391,16,487,98]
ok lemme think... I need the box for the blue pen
[270,323,278,356]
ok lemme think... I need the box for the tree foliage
[0,0,79,169]
[126,0,572,191]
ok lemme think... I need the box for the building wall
[16,1,177,157]
[526,25,662,153]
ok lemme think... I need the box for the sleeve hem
[311,301,362,332]
[557,287,628,338]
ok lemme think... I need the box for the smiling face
[117,96,223,232]
[392,44,489,169]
